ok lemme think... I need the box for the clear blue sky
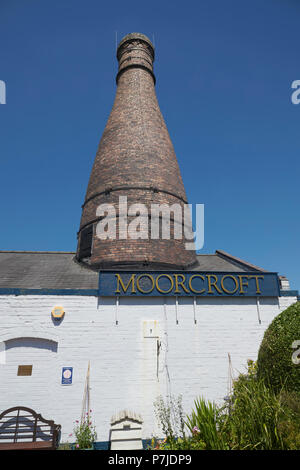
[0,0,299,290]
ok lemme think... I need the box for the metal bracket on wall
[115,296,119,325]
[256,297,261,324]
[156,339,161,380]
[193,296,197,324]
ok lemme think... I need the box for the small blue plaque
[61,367,73,385]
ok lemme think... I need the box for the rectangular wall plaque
[17,365,32,376]
[61,367,73,385]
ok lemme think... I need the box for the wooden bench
[0,406,61,450]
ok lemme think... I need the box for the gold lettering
[174,274,190,294]
[238,275,249,294]
[136,274,155,294]
[207,274,222,294]
[188,275,205,294]
[248,275,264,294]
[156,274,174,294]
[115,273,136,294]
[220,275,239,294]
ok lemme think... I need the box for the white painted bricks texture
[0,294,297,442]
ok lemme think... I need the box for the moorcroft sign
[99,271,280,297]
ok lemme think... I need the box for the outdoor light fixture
[51,306,65,320]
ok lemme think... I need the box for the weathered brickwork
[77,33,197,269]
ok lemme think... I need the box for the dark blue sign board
[99,271,280,297]
[61,367,73,385]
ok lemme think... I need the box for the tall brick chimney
[76,33,197,270]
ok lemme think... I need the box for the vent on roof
[78,225,93,260]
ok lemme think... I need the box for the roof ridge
[196,254,216,256]
[215,250,267,272]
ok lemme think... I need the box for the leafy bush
[72,412,97,449]
[225,372,285,449]
[185,363,287,450]
[149,435,206,451]
[154,395,186,444]
[257,302,300,394]
[153,395,205,450]
[186,398,228,450]
[278,391,300,450]
[152,360,300,450]
[57,442,72,450]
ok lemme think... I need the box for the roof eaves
[215,250,268,272]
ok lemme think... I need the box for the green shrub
[153,395,206,450]
[185,372,288,450]
[186,398,228,450]
[57,442,72,450]
[152,358,300,450]
[186,363,300,450]
[72,413,97,449]
[148,435,206,450]
[153,395,186,448]
[226,373,285,449]
[278,390,300,449]
[257,302,300,394]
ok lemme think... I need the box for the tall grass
[153,369,300,450]
[186,397,228,450]
[226,376,285,450]
[186,376,291,450]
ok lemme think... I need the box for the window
[78,225,93,259]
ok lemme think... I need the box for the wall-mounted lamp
[51,306,65,320]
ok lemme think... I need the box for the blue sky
[0,0,299,289]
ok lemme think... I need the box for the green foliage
[278,391,300,450]
[186,398,228,450]
[257,302,300,394]
[153,395,185,449]
[57,442,72,450]
[277,421,300,450]
[149,435,206,450]
[73,413,97,450]
[152,360,300,450]
[225,372,285,449]
[153,395,205,450]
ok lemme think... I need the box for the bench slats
[0,441,54,450]
[0,407,61,450]
[0,435,52,439]
[0,425,53,431]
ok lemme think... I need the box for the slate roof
[0,250,267,290]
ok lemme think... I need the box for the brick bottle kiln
[77,33,197,270]
[0,33,297,446]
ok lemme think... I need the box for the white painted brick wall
[0,294,297,442]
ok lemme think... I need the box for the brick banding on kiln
[76,32,197,270]
[81,186,188,208]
